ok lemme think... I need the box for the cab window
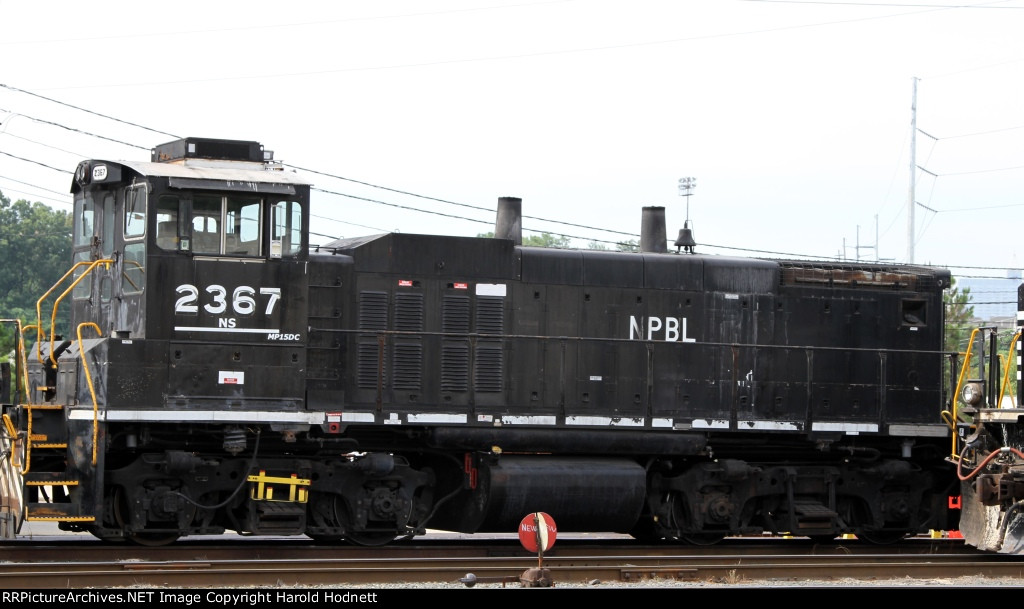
[72,193,96,299]
[155,195,180,251]
[193,195,222,254]
[74,193,96,248]
[125,184,147,239]
[271,200,304,257]
[226,196,261,255]
[122,243,146,294]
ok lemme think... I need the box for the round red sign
[518,512,557,553]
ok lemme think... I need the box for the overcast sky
[1,0,1021,280]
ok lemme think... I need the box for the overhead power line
[294,164,638,239]
[0,83,178,139]
[0,106,148,150]
[3,83,1023,269]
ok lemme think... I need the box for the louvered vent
[474,295,504,392]
[442,295,471,392]
[358,291,389,330]
[392,293,424,390]
[357,342,384,389]
[357,291,389,388]
[394,293,424,331]
[475,296,504,334]
[474,345,503,392]
[441,342,469,391]
[443,295,470,333]
[393,343,423,390]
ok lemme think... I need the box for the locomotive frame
[0,137,964,547]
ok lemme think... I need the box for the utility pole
[855,218,879,262]
[907,77,918,264]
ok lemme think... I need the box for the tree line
[0,189,72,362]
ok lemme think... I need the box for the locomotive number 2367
[175,284,282,316]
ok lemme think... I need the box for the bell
[674,223,696,253]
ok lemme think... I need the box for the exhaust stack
[640,206,668,253]
[495,196,522,245]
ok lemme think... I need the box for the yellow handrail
[16,322,31,400]
[998,331,1021,409]
[1,318,31,402]
[950,328,982,459]
[76,323,102,466]
[20,407,33,475]
[33,261,93,365]
[34,259,112,367]
[1,413,15,439]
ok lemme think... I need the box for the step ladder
[3,267,111,531]
[21,401,95,523]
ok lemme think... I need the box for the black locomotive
[0,137,961,546]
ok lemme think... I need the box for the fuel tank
[429,455,647,534]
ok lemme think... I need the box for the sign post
[518,512,557,587]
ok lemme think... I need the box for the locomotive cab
[63,138,312,414]
[68,137,309,340]
[11,138,318,542]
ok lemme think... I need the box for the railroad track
[2,536,1023,588]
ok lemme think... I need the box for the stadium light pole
[676,177,697,253]
[678,177,696,221]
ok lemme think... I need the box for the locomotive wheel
[112,486,181,547]
[87,527,127,543]
[342,494,397,546]
[306,492,345,542]
[309,493,396,547]
[346,531,398,547]
[666,492,727,546]
[680,533,727,545]
[87,488,127,542]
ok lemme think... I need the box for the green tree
[944,277,1021,407]
[476,231,572,248]
[586,239,638,252]
[523,233,571,248]
[944,276,974,356]
[615,239,639,252]
[0,190,73,361]
[942,276,994,410]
